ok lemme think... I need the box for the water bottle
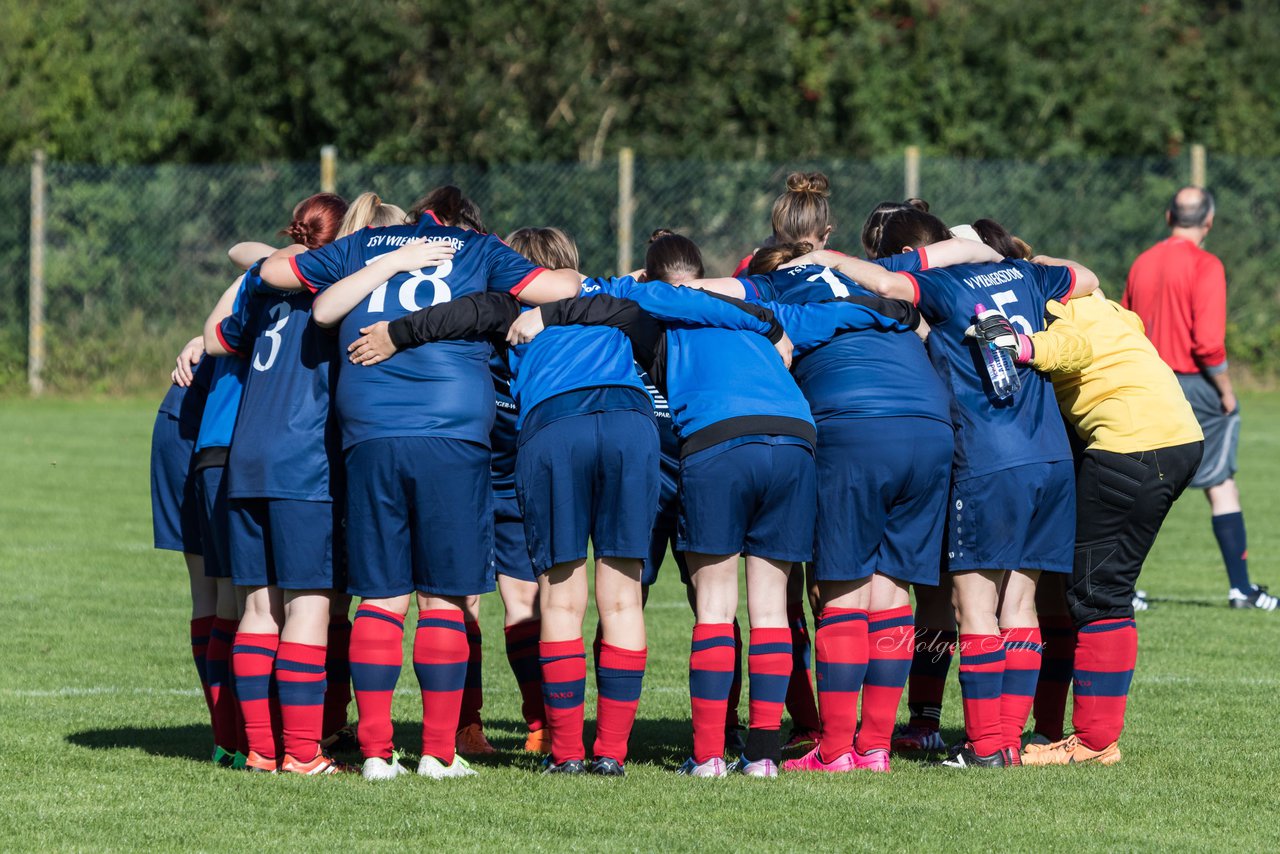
[974,302,1021,400]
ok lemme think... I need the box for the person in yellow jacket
[966,220,1203,766]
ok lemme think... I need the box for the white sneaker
[677,756,728,778]
[361,756,410,781]
[732,756,778,778]
[417,754,477,779]
[1230,586,1279,611]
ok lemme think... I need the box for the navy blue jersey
[490,356,518,500]
[507,309,647,431]
[218,265,341,502]
[643,371,681,481]
[197,280,250,452]
[589,277,810,444]
[902,259,1076,479]
[740,265,950,424]
[159,356,214,435]
[291,214,545,449]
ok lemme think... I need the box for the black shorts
[1067,442,1203,626]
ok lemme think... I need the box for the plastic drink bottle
[974,302,1020,399]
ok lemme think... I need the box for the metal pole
[1190,143,1206,187]
[320,145,337,194]
[617,147,635,274]
[904,145,921,199]
[28,149,46,396]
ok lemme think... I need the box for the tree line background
[1,0,1278,392]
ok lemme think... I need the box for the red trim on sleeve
[421,209,442,226]
[898,272,921,306]
[509,267,549,297]
[917,246,930,271]
[288,255,318,293]
[736,276,760,301]
[215,323,242,357]
[731,254,753,277]
[1058,266,1077,304]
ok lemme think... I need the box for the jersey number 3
[366,259,454,313]
[253,303,291,372]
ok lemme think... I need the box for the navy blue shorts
[150,412,201,554]
[228,498,340,590]
[516,410,659,575]
[677,436,817,562]
[345,437,495,599]
[814,417,952,585]
[644,457,688,586]
[194,464,231,578]
[947,460,1075,574]
[494,492,534,582]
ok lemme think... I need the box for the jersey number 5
[366,259,454,313]
[988,290,1034,335]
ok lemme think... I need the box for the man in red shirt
[1123,187,1275,611]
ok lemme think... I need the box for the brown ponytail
[972,218,1033,260]
[747,241,814,275]
[408,185,486,233]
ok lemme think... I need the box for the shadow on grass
[65,716,696,769]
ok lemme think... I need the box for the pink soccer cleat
[852,748,890,773]
[782,746,856,773]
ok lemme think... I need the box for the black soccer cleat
[938,742,1013,769]
[542,758,586,775]
[588,757,625,777]
[1230,585,1278,611]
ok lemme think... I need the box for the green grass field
[2,395,1279,852]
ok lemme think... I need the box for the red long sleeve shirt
[1121,236,1228,374]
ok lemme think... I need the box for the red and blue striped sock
[726,618,744,731]
[1000,626,1043,751]
[504,619,545,732]
[413,610,468,764]
[206,617,238,751]
[321,616,352,740]
[1033,614,1076,741]
[540,637,587,763]
[1072,618,1137,750]
[748,626,792,760]
[785,602,821,733]
[232,630,280,760]
[855,606,914,755]
[907,628,956,731]
[958,633,1005,756]
[689,622,736,763]
[190,616,215,722]
[594,643,647,763]
[276,641,326,762]
[457,618,484,729]
[349,604,404,760]
[813,608,868,761]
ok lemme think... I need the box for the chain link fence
[2,153,1277,395]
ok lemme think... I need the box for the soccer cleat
[732,756,779,778]
[211,745,236,768]
[852,748,891,773]
[1132,590,1150,612]
[938,742,1012,769]
[455,723,497,756]
[677,757,729,778]
[320,723,358,754]
[1021,735,1122,766]
[1022,732,1053,750]
[281,752,348,775]
[782,727,819,753]
[523,728,552,754]
[891,723,946,753]
[231,751,248,771]
[243,750,278,774]
[542,758,586,775]
[782,746,856,773]
[1230,585,1279,612]
[588,757,625,777]
[360,756,410,781]
[417,754,477,779]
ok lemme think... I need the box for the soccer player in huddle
[795,207,1099,767]
[258,186,580,780]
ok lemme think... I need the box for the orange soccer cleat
[523,727,552,754]
[455,722,497,756]
[1021,735,1122,766]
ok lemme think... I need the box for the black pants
[1067,442,1203,627]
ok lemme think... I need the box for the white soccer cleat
[677,756,728,778]
[732,756,778,778]
[361,756,410,781]
[417,754,477,779]
[1230,586,1279,612]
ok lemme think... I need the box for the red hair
[283,192,348,249]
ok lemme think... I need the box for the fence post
[28,149,46,397]
[904,145,921,199]
[617,147,635,274]
[320,145,337,194]
[1190,143,1206,187]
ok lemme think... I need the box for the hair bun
[649,228,677,243]
[785,171,830,197]
[905,197,930,213]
